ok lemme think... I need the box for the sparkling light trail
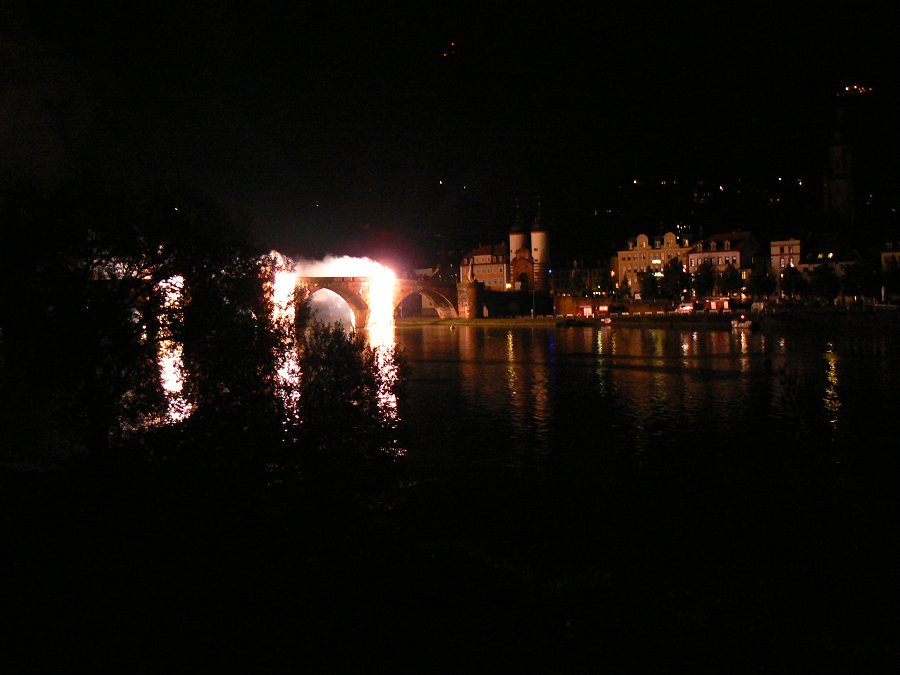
[266,251,302,426]
[157,275,193,423]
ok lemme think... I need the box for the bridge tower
[509,198,528,269]
[456,262,482,318]
[531,201,550,293]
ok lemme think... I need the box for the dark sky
[3,2,898,267]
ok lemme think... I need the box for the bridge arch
[305,283,370,329]
[394,286,458,320]
[299,276,459,328]
[307,287,358,327]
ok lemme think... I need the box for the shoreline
[395,307,900,331]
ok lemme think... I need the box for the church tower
[824,103,854,228]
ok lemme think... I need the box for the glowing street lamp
[531,282,535,318]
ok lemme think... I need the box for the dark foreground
[4,436,900,674]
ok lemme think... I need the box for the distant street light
[531,282,535,318]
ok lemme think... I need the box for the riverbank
[396,316,560,328]
[396,307,900,332]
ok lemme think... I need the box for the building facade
[616,231,691,294]
[770,237,802,273]
[458,242,509,291]
[687,230,757,284]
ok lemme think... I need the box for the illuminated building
[459,201,551,293]
[616,231,692,295]
[458,241,510,291]
[770,237,802,272]
[687,231,757,283]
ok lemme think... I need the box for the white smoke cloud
[291,254,394,278]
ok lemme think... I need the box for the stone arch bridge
[299,277,460,328]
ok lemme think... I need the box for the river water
[7,321,899,671]
[386,323,900,670]
[397,323,898,470]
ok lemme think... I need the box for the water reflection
[367,324,403,455]
[505,331,526,437]
[529,334,551,454]
[738,328,750,372]
[414,326,557,458]
[397,325,900,467]
[823,341,841,430]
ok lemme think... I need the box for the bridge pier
[456,280,483,319]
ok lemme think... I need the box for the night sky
[3,2,898,268]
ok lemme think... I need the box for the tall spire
[511,197,524,233]
[532,197,546,231]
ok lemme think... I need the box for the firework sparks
[157,275,192,423]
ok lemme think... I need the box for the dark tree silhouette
[780,265,806,300]
[810,264,841,302]
[659,257,689,301]
[636,270,660,299]
[692,261,716,299]
[719,264,742,296]
[748,258,776,299]
[840,258,880,300]
[292,321,408,480]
